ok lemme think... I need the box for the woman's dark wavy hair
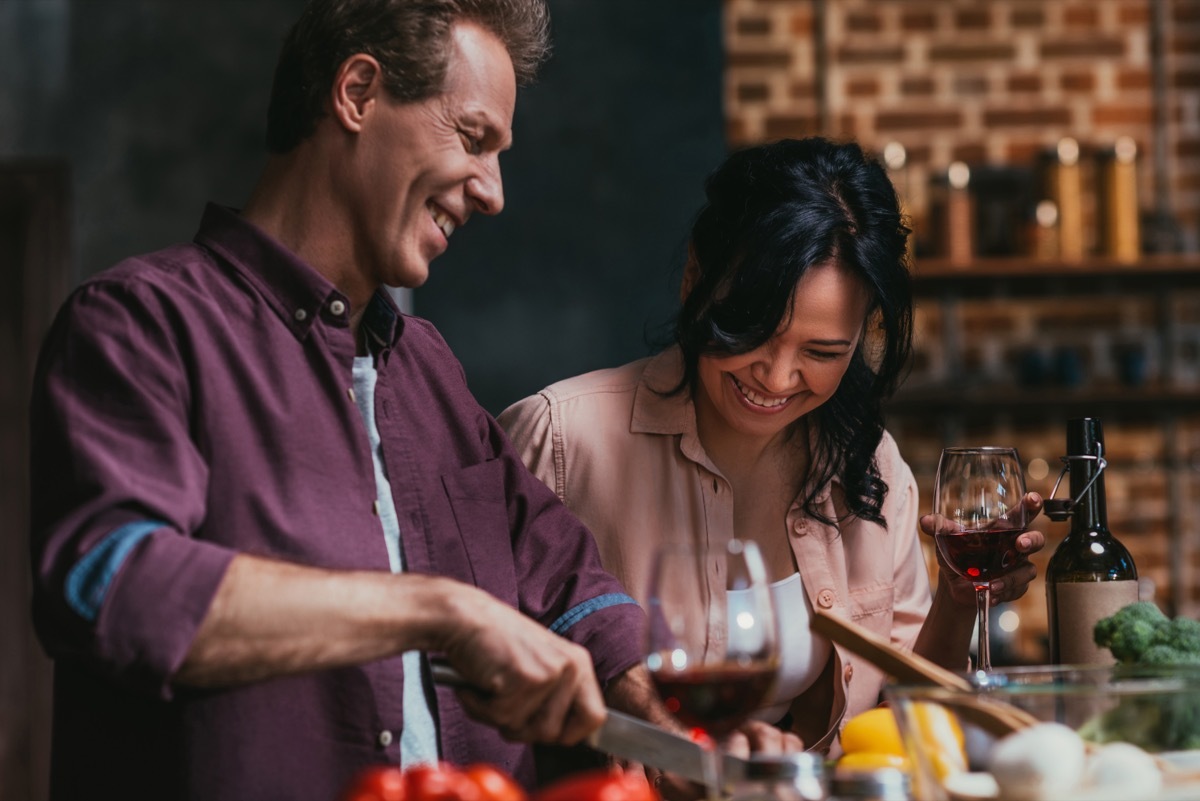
[673,137,913,527]
[265,0,551,154]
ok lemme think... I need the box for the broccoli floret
[1094,601,1169,663]
[1082,603,1200,752]
[1150,617,1200,655]
[1139,644,1200,666]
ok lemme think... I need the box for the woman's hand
[919,492,1047,607]
[644,720,804,801]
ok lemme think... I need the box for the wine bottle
[1046,417,1139,665]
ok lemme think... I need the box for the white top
[731,571,833,724]
[353,357,439,766]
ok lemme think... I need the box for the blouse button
[844,664,854,683]
[293,308,308,322]
[817,589,835,609]
[377,730,393,748]
[330,299,347,316]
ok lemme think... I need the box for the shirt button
[347,387,356,403]
[844,664,854,683]
[792,520,805,535]
[372,500,381,516]
[294,308,308,322]
[377,730,393,748]
[817,589,835,609]
[330,299,347,316]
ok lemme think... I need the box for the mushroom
[987,723,1086,801]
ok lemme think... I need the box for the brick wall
[724,0,1200,252]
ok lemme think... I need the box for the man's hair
[265,0,551,154]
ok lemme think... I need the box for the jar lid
[738,752,824,782]
[829,767,911,800]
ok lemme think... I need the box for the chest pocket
[847,584,895,635]
[441,459,519,606]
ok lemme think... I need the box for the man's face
[348,21,517,289]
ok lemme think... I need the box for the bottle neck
[1068,457,1109,534]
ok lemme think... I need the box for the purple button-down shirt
[29,204,645,801]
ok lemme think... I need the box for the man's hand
[438,584,606,746]
[920,491,1047,606]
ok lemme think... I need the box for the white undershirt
[730,571,833,724]
[353,356,439,766]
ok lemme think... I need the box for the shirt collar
[630,347,694,436]
[191,203,402,349]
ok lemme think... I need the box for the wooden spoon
[810,608,1040,737]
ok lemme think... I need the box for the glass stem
[700,741,722,801]
[975,583,992,672]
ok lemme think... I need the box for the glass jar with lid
[826,767,912,801]
[726,753,826,801]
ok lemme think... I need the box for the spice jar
[826,768,912,801]
[727,753,826,801]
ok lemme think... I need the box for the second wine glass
[645,539,780,800]
[932,446,1029,673]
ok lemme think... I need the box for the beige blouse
[497,347,932,753]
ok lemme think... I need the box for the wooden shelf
[886,381,1200,418]
[910,254,1200,297]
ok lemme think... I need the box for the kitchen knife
[428,660,749,785]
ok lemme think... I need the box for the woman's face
[694,259,871,444]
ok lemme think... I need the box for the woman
[498,137,1044,752]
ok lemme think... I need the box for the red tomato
[339,765,406,801]
[461,763,529,801]
[403,763,485,801]
[532,769,660,801]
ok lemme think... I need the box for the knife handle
[428,658,490,694]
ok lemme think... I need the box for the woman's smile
[728,374,796,413]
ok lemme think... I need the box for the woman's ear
[680,244,699,304]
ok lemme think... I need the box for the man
[29,1,662,798]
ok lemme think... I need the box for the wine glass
[644,539,780,801]
[932,446,1030,673]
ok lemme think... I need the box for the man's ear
[680,243,700,304]
[330,54,383,133]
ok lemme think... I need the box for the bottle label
[1052,580,1140,665]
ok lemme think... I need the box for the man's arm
[178,552,607,745]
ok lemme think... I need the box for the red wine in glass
[932,446,1028,672]
[649,663,778,738]
[644,539,779,800]
[935,527,1026,583]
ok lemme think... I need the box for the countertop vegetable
[1081,602,1200,751]
[337,763,659,801]
[1094,601,1200,666]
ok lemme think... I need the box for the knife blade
[427,660,749,785]
[589,706,753,785]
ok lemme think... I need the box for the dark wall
[416,0,726,414]
[3,0,724,414]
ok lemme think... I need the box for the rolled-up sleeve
[30,277,235,699]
